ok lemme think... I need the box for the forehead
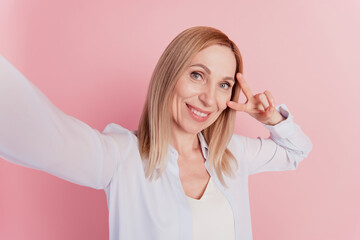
[190,44,237,75]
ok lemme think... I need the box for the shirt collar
[141,131,210,172]
[197,131,209,160]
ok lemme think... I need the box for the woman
[0,26,313,240]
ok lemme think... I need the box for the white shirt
[187,177,235,240]
[0,54,313,240]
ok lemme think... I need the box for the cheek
[174,80,201,103]
[218,93,231,110]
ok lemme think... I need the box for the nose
[199,84,216,107]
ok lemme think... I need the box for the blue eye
[220,82,231,89]
[191,72,202,80]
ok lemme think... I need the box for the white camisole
[186,177,235,240]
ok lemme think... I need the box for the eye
[190,71,203,80]
[220,82,232,89]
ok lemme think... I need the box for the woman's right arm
[0,54,123,190]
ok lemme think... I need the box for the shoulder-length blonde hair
[137,26,243,187]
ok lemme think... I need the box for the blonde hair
[137,26,243,187]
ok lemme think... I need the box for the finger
[254,93,269,111]
[227,100,247,112]
[236,73,253,101]
[265,104,275,115]
[264,90,275,107]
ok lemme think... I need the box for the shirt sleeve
[229,104,313,175]
[0,53,123,189]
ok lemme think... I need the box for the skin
[171,44,285,199]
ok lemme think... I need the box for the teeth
[189,106,208,117]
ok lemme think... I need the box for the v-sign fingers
[236,73,253,101]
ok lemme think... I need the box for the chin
[185,121,214,134]
[183,126,203,135]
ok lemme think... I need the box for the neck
[170,126,201,157]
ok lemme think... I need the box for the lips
[186,104,212,122]
[186,104,212,114]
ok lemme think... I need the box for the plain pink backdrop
[0,0,359,239]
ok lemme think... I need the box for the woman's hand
[227,73,286,126]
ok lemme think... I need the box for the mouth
[186,104,212,122]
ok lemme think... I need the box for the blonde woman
[0,26,312,240]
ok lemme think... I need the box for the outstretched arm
[0,54,121,189]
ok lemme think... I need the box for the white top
[0,53,313,240]
[186,177,235,240]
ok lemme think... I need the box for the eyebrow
[190,63,235,82]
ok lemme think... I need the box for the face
[172,44,237,135]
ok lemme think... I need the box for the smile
[186,104,211,122]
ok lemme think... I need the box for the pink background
[0,0,359,239]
